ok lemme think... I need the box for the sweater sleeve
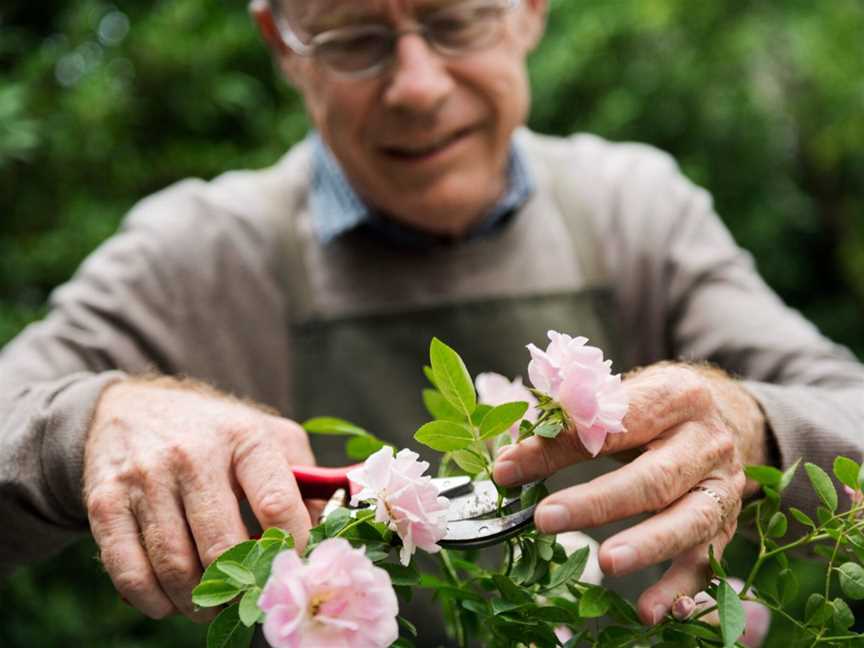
[593,139,864,515]
[0,176,294,572]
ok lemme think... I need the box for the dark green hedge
[1,1,861,645]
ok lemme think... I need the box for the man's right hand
[83,378,315,622]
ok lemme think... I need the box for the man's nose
[383,34,454,114]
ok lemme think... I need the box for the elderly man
[1,0,862,644]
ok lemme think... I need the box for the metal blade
[440,505,536,549]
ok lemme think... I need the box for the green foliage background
[1,0,862,645]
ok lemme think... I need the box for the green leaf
[833,597,855,631]
[767,511,788,538]
[422,388,464,422]
[207,604,255,648]
[578,586,611,618]
[324,507,352,537]
[398,616,418,637]
[429,337,476,415]
[216,561,256,587]
[834,456,861,489]
[469,404,493,427]
[536,533,556,561]
[478,401,529,440]
[533,421,564,439]
[709,544,727,578]
[302,416,366,436]
[451,449,487,475]
[779,568,799,606]
[716,580,745,648]
[414,420,474,451]
[423,365,437,388]
[744,465,783,488]
[192,579,243,608]
[260,527,291,543]
[238,587,262,627]
[381,562,421,586]
[789,507,815,529]
[520,482,549,509]
[779,458,801,492]
[493,574,533,603]
[345,434,386,460]
[202,541,257,582]
[250,542,282,586]
[805,462,838,512]
[837,562,864,599]
[805,593,832,625]
[547,545,589,589]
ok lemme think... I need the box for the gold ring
[691,485,727,523]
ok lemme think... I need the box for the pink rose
[258,537,399,648]
[475,372,539,441]
[695,578,771,647]
[526,331,629,456]
[348,447,449,566]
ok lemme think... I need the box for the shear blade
[441,505,536,549]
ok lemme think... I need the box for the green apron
[256,139,661,646]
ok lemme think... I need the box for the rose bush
[190,333,864,647]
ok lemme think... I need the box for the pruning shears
[290,465,537,549]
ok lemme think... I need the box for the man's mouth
[380,127,475,161]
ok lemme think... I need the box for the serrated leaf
[534,421,564,439]
[451,449,487,475]
[789,507,815,529]
[834,457,861,490]
[302,416,366,436]
[478,401,529,440]
[767,511,788,538]
[547,545,589,589]
[805,462,837,512]
[216,561,256,587]
[744,465,783,488]
[192,579,243,608]
[838,562,864,599]
[345,434,386,460]
[414,420,474,451]
[238,587,262,627]
[717,580,745,648]
[207,604,255,648]
[779,458,801,492]
[493,574,533,603]
[422,388,464,422]
[578,586,611,618]
[429,338,476,415]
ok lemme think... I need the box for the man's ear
[520,0,549,52]
[249,0,289,56]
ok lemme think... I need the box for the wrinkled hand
[83,378,315,622]
[493,363,769,625]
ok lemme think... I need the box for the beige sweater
[1,130,862,572]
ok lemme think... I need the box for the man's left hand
[493,362,769,625]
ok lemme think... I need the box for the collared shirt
[308,132,535,246]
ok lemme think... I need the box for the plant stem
[438,551,467,647]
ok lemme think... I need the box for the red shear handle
[290,465,362,501]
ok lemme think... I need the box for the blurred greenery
[1,0,862,646]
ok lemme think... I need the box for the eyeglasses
[277,0,520,79]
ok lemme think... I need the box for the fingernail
[672,595,696,621]
[651,603,668,625]
[494,460,522,486]
[608,545,637,574]
[536,504,570,533]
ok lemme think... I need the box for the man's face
[274,0,547,234]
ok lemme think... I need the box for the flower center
[309,591,333,618]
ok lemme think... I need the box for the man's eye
[428,5,501,44]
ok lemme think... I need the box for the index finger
[232,436,313,550]
[494,365,711,485]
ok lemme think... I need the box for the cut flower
[258,537,398,648]
[527,330,629,456]
[348,447,449,566]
